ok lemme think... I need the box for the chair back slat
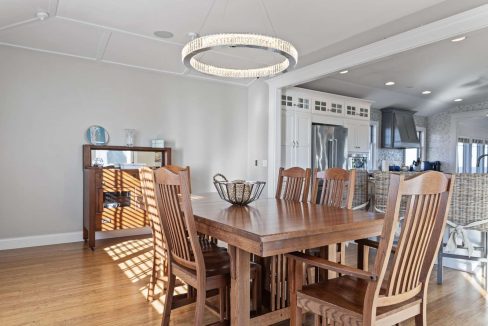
[275,167,312,202]
[312,168,356,209]
[153,167,202,270]
[371,172,454,307]
[139,167,166,256]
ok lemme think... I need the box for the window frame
[404,127,426,166]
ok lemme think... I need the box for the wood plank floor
[0,236,487,325]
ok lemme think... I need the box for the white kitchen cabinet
[345,121,370,153]
[281,110,311,168]
[281,90,310,112]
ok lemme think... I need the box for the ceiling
[299,26,488,116]
[1,0,479,85]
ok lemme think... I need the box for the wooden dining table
[192,193,384,326]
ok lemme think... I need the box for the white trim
[0,228,151,251]
[265,4,488,190]
[0,42,97,61]
[96,31,112,61]
[0,17,40,32]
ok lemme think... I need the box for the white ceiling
[299,26,488,116]
[0,0,467,85]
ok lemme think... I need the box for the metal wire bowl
[213,174,266,206]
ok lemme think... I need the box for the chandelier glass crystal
[182,33,298,78]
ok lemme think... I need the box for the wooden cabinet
[83,145,171,249]
[345,121,370,153]
[281,110,311,168]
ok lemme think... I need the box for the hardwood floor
[0,236,486,325]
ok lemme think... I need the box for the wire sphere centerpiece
[213,174,266,205]
[182,33,298,78]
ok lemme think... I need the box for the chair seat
[299,275,418,319]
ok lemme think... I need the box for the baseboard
[0,227,151,251]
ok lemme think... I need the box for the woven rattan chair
[287,172,455,326]
[437,173,488,290]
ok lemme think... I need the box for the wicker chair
[437,173,488,290]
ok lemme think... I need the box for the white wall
[0,46,248,240]
[247,80,269,183]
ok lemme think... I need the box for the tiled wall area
[427,101,488,172]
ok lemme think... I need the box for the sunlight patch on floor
[104,237,190,315]
[461,271,487,297]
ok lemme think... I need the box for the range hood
[381,108,420,149]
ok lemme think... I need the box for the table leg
[228,245,251,326]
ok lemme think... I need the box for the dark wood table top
[192,193,384,257]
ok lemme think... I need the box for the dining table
[191,193,384,326]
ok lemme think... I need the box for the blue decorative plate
[86,125,109,145]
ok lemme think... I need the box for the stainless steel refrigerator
[311,123,348,171]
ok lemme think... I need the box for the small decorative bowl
[213,174,266,205]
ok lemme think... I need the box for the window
[457,137,488,173]
[404,128,426,166]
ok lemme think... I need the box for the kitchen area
[276,25,488,286]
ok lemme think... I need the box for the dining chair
[275,167,312,202]
[309,168,356,281]
[355,171,422,271]
[153,167,230,325]
[287,171,455,326]
[139,167,168,302]
[266,167,312,311]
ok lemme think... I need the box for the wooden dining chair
[139,167,169,301]
[164,164,192,193]
[310,168,356,281]
[276,167,312,202]
[265,167,312,311]
[153,167,230,325]
[287,171,455,326]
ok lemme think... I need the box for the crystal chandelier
[181,1,298,78]
[182,33,298,78]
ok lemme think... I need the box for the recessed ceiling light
[385,81,395,86]
[451,36,467,42]
[454,98,463,102]
[339,70,349,74]
[422,90,432,95]
[154,31,174,39]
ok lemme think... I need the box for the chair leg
[161,273,175,326]
[437,242,443,285]
[194,288,206,326]
[414,295,428,325]
[219,287,226,322]
[148,252,158,301]
[483,232,488,291]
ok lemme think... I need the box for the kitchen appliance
[381,108,420,149]
[311,124,348,171]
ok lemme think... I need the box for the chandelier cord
[259,0,277,37]
[198,0,218,34]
